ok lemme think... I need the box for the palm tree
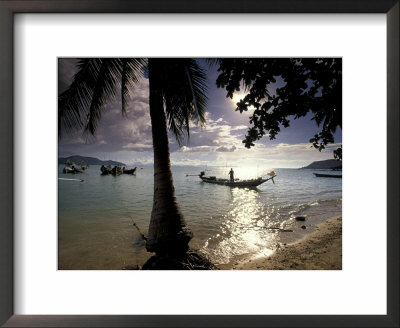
[59,58,208,257]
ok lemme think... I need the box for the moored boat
[314,173,342,178]
[63,162,84,174]
[198,171,276,188]
[63,166,74,174]
[110,166,122,176]
[100,165,113,175]
[122,167,137,174]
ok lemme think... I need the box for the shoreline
[235,215,342,270]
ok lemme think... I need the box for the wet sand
[237,216,342,270]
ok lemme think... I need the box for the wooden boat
[63,163,84,174]
[100,165,112,175]
[111,166,122,176]
[199,171,276,187]
[314,173,342,178]
[63,166,74,174]
[122,167,137,174]
[100,165,126,176]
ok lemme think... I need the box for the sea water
[58,165,342,269]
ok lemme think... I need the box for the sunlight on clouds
[59,59,341,171]
[171,113,338,169]
[181,145,214,153]
[231,92,245,105]
[213,142,341,169]
[122,143,152,150]
[230,92,256,111]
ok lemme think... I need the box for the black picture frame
[0,1,398,327]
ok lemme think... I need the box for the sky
[58,59,342,169]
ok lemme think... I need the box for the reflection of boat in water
[122,167,137,175]
[314,173,342,178]
[198,171,276,188]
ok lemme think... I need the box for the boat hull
[63,167,83,174]
[200,177,269,187]
[314,173,342,178]
[122,167,137,174]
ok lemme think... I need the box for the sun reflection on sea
[201,187,278,266]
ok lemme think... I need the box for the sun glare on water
[201,187,277,266]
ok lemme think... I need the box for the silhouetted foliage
[59,58,210,263]
[59,58,207,144]
[215,58,342,160]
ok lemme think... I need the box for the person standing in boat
[229,168,234,182]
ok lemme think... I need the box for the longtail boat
[122,167,137,175]
[198,171,276,188]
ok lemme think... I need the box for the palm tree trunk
[145,59,192,255]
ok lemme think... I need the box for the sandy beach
[235,216,342,270]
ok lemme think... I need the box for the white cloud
[59,60,341,169]
[212,142,341,168]
[216,146,236,152]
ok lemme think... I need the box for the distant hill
[301,159,342,170]
[58,155,126,166]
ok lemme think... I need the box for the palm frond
[121,59,129,116]
[59,57,206,144]
[59,58,145,138]
[84,59,122,135]
[160,59,208,145]
[204,58,221,68]
[58,59,103,136]
[121,58,147,116]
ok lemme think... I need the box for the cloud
[59,60,252,164]
[216,146,236,152]
[58,59,341,168]
[58,63,153,161]
[58,58,78,93]
[212,142,342,168]
[122,143,153,151]
[180,145,214,153]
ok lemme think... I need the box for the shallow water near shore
[58,165,342,269]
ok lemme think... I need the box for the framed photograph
[56,56,342,273]
[1,1,398,327]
